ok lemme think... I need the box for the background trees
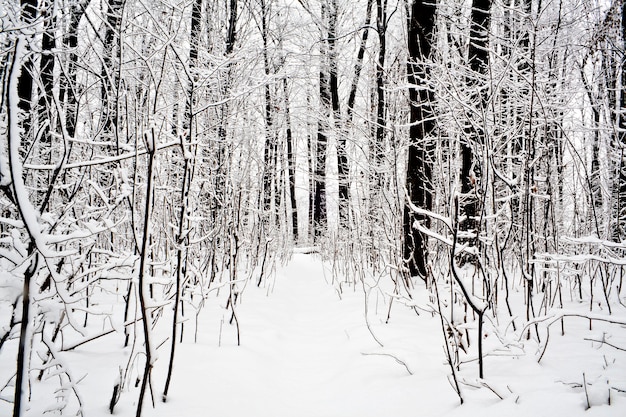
[1,0,625,415]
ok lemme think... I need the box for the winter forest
[1,0,626,415]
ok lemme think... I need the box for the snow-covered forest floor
[3,253,625,417]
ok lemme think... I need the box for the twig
[584,338,626,352]
[480,380,504,400]
[360,280,384,348]
[583,373,591,409]
[361,352,413,375]
[62,318,143,351]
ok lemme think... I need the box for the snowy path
[131,253,626,417]
[149,254,456,417]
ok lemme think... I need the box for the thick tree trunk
[403,0,436,279]
[327,0,350,230]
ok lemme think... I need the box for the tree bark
[136,134,156,417]
[283,76,299,241]
[17,0,37,142]
[403,0,436,279]
[314,65,330,238]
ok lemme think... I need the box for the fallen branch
[62,318,143,351]
[361,352,413,375]
[523,311,626,362]
[584,338,626,352]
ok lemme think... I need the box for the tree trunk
[459,0,491,254]
[135,137,156,417]
[17,0,37,143]
[373,0,387,177]
[163,0,205,400]
[38,0,55,149]
[283,76,299,241]
[101,0,124,142]
[7,36,40,417]
[403,0,436,279]
[261,0,277,218]
[314,67,330,238]
[312,3,330,239]
[11,5,37,412]
[97,0,124,226]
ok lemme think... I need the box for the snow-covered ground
[2,253,626,416]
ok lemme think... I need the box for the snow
[2,253,625,417]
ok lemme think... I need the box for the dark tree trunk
[59,1,87,140]
[101,0,124,141]
[347,0,374,123]
[260,0,277,217]
[403,0,436,279]
[459,0,491,252]
[135,140,156,417]
[327,0,350,229]
[373,0,387,175]
[314,63,330,238]
[36,0,59,213]
[17,0,37,141]
[283,77,299,241]
[226,0,237,55]
[39,0,55,149]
